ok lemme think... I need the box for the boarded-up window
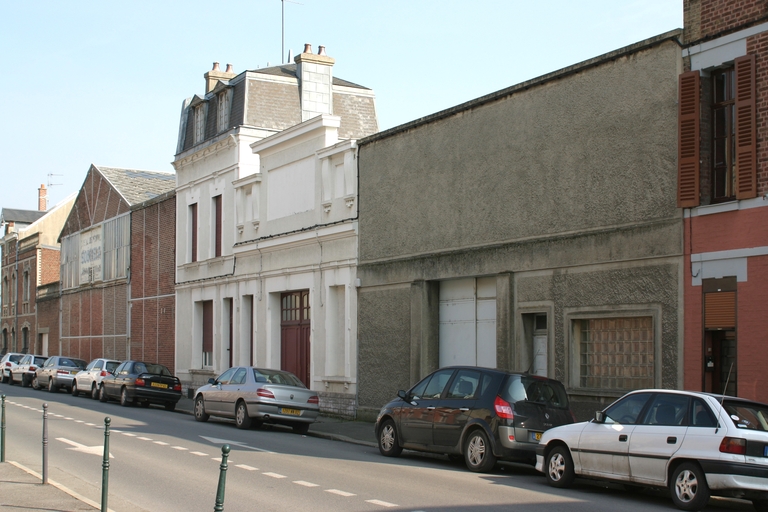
[103,214,130,281]
[60,233,80,289]
[574,317,654,390]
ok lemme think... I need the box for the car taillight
[29,366,37,372]
[4,362,10,367]
[494,396,514,420]
[135,378,145,387]
[100,370,108,377]
[719,437,747,455]
[307,395,319,404]
[57,369,69,375]
[257,388,275,399]
[173,383,181,392]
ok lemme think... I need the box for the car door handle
[619,435,628,442]
[427,406,435,410]
[667,436,677,444]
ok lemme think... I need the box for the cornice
[173,134,237,170]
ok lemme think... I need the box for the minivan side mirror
[594,411,605,423]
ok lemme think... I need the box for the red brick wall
[39,248,60,285]
[36,288,59,356]
[685,0,768,42]
[130,195,176,373]
[61,283,127,361]
[749,31,768,196]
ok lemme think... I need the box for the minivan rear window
[501,375,569,409]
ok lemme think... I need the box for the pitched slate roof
[0,208,46,225]
[94,166,176,206]
[250,63,370,90]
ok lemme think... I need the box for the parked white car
[0,352,25,383]
[72,358,121,399]
[536,389,768,511]
[10,354,48,387]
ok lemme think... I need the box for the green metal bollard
[101,417,111,512]
[214,444,230,512]
[1,394,5,463]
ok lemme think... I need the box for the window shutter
[735,54,757,200]
[704,291,736,329]
[678,71,700,208]
[202,300,213,353]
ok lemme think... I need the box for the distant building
[1,185,75,355]
[58,165,176,370]
[679,0,768,402]
[173,46,377,415]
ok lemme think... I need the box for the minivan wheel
[235,401,251,429]
[464,429,496,472]
[194,396,209,422]
[378,419,403,457]
[670,462,710,511]
[545,446,575,488]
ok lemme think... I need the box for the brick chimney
[294,44,335,122]
[204,62,237,94]
[38,184,47,211]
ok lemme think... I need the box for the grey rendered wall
[356,37,684,418]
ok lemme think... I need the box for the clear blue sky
[0,0,682,212]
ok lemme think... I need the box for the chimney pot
[225,63,233,73]
[303,43,312,54]
[318,45,327,56]
[212,62,220,71]
[38,183,48,211]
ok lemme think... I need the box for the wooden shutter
[202,300,213,353]
[678,71,701,207]
[214,195,222,258]
[704,291,736,329]
[735,54,757,200]
[190,203,198,262]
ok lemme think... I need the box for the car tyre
[165,402,176,412]
[1,371,7,384]
[378,419,403,457]
[32,376,40,390]
[545,445,576,488]
[7,374,14,386]
[670,462,710,511]
[194,396,209,422]
[21,374,29,388]
[71,381,79,397]
[99,384,108,402]
[91,384,100,400]
[235,401,251,429]
[48,378,58,393]
[120,387,131,407]
[464,429,496,473]
[292,422,310,435]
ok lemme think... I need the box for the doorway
[280,290,310,387]
[704,330,737,396]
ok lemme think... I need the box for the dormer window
[217,91,230,133]
[194,105,205,144]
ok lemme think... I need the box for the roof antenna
[47,173,63,187]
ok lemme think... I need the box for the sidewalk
[0,397,377,511]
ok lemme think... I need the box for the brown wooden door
[280,290,310,387]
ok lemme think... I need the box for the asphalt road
[0,383,757,512]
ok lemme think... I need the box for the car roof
[624,388,768,407]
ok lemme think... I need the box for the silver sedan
[193,367,319,433]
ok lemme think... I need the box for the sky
[0,0,683,213]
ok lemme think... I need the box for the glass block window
[574,316,654,390]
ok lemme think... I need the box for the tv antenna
[47,173,63,187]
[282,0,303,64]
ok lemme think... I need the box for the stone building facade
[356,32,686,420]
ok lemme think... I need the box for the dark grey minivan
[375,366,575,472]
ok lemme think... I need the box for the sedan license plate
[70,370,78,375]
[530,431,543,442]
[280,408,301,416]
[151,382,168,389]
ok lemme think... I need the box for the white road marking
[138,437,152,441]
[326,489,355,497]
[64,417,73,420]
[172,446,187,451]
[57,438,113,458]
[75,420,84,423]
[122,432,137,437]
[293,481,319,487]
[235,464,258,471]
[111,429,123,433]
[85,423,96,426]
[199,435,273,453]
[154,441,169,446]
[366,499,398,508]
[263,472,287,479]
[190,451,208,456]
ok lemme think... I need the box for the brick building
[1,186,75,355]
[59,165,176,368]
[679,0,768,402]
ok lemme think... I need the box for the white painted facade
[175,114,360,415]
